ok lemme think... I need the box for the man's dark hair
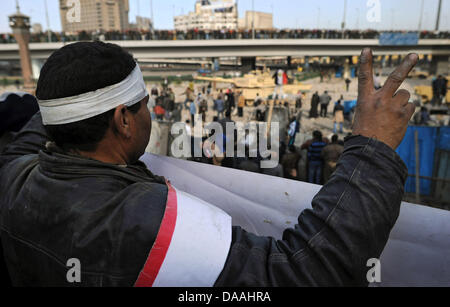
[332,134,339,143]
[36,41,142,152]
[313,130,322,141]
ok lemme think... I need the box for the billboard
[379,32,419,46]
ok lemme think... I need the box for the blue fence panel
[396,126,439,195]
[437,127,450,151]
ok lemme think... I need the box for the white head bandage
[38,64,149,125]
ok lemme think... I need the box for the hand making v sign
[352,48,419,150]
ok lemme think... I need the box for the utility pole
[341,0,347,39]
[150,0,154,32]
[418,0,424,32]
[252,0,255,39]
[435,0,442,31]
[44,0,51,42]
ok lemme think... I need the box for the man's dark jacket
[0,113,408,286]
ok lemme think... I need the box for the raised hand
[352,48,419,150]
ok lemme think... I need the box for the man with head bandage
[0,43,419,287]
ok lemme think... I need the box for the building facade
[60,0,130,33]
[32,23,43,34]
[134,16,153,31]
[174,0,238,31]
[238,11,273,30]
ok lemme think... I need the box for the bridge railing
[1,29,450,44]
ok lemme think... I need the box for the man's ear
[113,105,132,139]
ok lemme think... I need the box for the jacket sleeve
[214,136,407,287]
[0,112,49,169]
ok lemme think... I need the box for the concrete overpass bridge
[0,39,449,77]
[1,39,449,60]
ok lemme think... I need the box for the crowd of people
[1,29,449,44]
[145,74,350,187]
[411,75,449,126]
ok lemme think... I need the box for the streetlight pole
[150,0,154,33]
[44,0,52,42]
[252,0,255,39]
[418,0,424,32]
[435,0,442,31]
[341,0,347,39]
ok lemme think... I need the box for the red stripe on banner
[134,181,177,287]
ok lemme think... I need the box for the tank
[195,69,312,106]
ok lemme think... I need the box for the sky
[1,0,449,33]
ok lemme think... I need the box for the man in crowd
[320,91,332,118]
[433,75,448,105]
[0,42,419,287]
[183,86,195,110]
[418,106,431,125]
[191,94,200,124]
[345,78,351,92]
[225,88,235,114]
[273,69,285,99]
[295,91,303,112]
[321,135,344,184]
[262,151,284,178]
[281,145,301,181]
[166,88,175,110]
[287,116,300,147]
[304,131,328,184]
[333,97,345,134]
[309,91,320,118]
[214,93,225,119]
[374,73,382,90]
[237,92,245,118]
[0,93,39,153]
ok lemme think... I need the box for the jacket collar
[38,142,165,185]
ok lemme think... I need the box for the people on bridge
[3,29,448,44]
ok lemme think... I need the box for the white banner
[141,153,450,287]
